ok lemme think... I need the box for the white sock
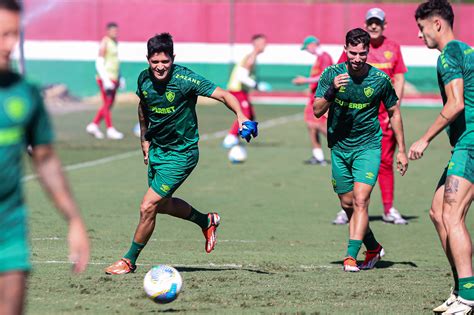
[312,148,324,161]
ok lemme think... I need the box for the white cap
[366,8,385,22]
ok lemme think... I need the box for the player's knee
[352,196,369,211]
[139,200,159,219]
[429,207,443,225]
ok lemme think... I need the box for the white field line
[32,237,257,243]
[22,113,303,183]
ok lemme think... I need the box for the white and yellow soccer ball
[143,265,183,304]
[228,145,247,163]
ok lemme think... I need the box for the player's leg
[86,78,107,139]
[303,100,326,165]
[223,92,252,148]
[103,83,123,140]
[0,271,27,315]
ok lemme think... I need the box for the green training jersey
[0,71,54,225]
[136,64,217,151]
[437,40,474,150]
[315,62,398,152]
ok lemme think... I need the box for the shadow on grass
[368,215,419,223]
[330,260,418,269]
[176,266,272,275]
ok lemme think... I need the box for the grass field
[23,102,472,314]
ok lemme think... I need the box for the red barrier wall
[24,0,474,45]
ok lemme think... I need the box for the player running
[105,33,257,275]
[333,8,409,225]
[314,28,408,272]
[410,1,473,313]
[222,34,270,149]
[0,1,90,313]
[86,22,124,140]
[293,36,333,165]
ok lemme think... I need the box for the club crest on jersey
[165,91,175,102]
[4,97,27,122]
[364,87,374,98]
[384,51,393,60]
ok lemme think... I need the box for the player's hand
[292,76,306,85]
[408,138,429,160]
[102,78,115,91]
[141,140,150,165]
[333,73,349,89]
[67,218,90,274]
[257,81,272,92]
[239,120,258,143]
[396,151,408,176]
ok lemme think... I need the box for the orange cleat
[343,256,360,272]
[359,245,385,270]
[202,213,220,253]
[104,258,136,275]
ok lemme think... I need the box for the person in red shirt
[332,8,408,225]
[293,36,333,165]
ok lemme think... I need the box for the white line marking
[32,237,257,243]
[22,113,303,183]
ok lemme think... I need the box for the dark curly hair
[415,0,454,28]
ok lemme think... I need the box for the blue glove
[239,121,258,143]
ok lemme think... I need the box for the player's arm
[95,39,114,90]
[408,78,465,160]
[392,73,405,104]
[387,104,408,175]
[31,144,90,273]
[138,100,150,165]
[314,72,349,118]
[210,87,250,126]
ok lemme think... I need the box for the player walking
[410,1,473,313]
[105,33,257,275]
[333,8,409,225]
[314,28,408,272]
[293,36,333,165]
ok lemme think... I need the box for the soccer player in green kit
[314,28,408,272]
[0,1,90,314]
[105,33,257,275]
[410,1,473,313]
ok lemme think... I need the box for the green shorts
[148,146,199,198]
[0,206,31,273]
[437,149,474,188]
[331,148,381,194]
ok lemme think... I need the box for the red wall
[24,0,474,45]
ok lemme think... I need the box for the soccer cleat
[86,123,104,139]
[359,245,385,270]
[222,134,239,149]
[382,207,408,225]
[104,258,136,275]
[343,256,360,272]
[332,210,348,225]
[202,213,220,253]
[303,157,328,166]
[106,127,124,140]
[434,289,458,314]
[441,298,474,315]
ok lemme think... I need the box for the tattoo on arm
[444,176,459,205]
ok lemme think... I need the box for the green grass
[24,102,471,314]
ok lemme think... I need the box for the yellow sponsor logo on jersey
[339,86,346,93]
[4,97,27,122]
[463,283,474,289]
[150,106,175,114]
[334,98,369,110]
[160,184,170,193]
[464,48,474,55]
[368,62,392,69]
[364,87,374,98]
[0,126,23,146]
[365,172,375,180]
[448,161,455,170]
[384,51,393,60]
[175,74,201,85]
[165,91,175,102]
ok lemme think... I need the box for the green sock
[362,229,380,251]
[184,207,209,229]
[123,241,145,265]
[346,239,363,259]
[459,276,474,301]
[452,267,459,293]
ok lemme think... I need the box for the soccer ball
[143,265,183,304]
[228,145,247,163]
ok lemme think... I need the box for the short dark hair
[345,28,370,49]
[0,0,21,11]
[415,0,454,28]
[106,22,118,29]
[147,32,174,58]
[251,34,266,41]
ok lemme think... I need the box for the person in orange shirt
[333,8,408,225]
[293,36,333,165]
